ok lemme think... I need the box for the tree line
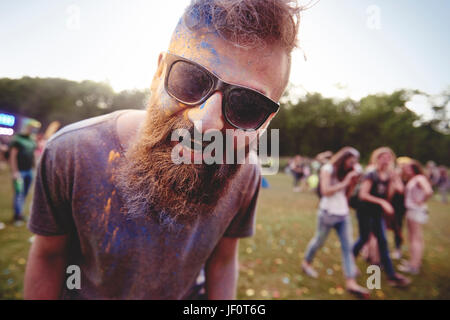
[0,77,448,165]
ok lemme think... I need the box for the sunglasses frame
[164,52,280,131]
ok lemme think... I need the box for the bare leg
[368,235,380,265]
[408,218,424,270]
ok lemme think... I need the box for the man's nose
[187,92,225,133]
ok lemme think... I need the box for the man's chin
[114,107,243,221]
[115,145,240,222]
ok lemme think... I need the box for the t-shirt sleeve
[362,170,378,184]
[8,137,21,152]
[28,141,73,236]
[223,165,261,238]
[321,163,333,174]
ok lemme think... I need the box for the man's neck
[116,109,146,152]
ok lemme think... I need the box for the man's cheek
[157,92,188,118]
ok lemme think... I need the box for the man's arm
[24,234,68,300]
[205,237,239,300]
[9,147,20,180]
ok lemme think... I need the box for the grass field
[0,166,449,300]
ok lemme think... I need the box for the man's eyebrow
[219,75,268,96]
[238,83,269,97]
[206,63,269,97]
[249,86,268,96]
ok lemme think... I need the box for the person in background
[385,157,411,260]
[301,147,369,298]
[353,147,411,287]
[313,151,333,198]
[398,160,433,275]
[289,155,305,192]
[0,142,9,168]
[34,133,47,163]
[315,151,333,165]
[301,160,311,191]
[8,121,37,226]
[436,166,449,204]
[425,161,440,189]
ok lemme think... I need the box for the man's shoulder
[232,152,261,191]
[40,110,133,166]
[48,110,128,145]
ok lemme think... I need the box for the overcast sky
[1,0,449,112]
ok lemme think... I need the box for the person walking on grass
[301,147,369,299]
[8,121,37,226]
[353,147,411,287]
[398,160,433,275]
[290,155,305,192]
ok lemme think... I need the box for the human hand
[344,170,360,184]
[13,171,21,181]
[380,200,394,215]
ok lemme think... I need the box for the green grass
[0,165,33,300]
[0,166,449,300]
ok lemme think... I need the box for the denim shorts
[406,209,429,224]
[319,209,348,227]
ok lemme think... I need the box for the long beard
[114,106,242,222]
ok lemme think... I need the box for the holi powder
[103,197,112,228]
[106,227,119,254]
[108,150,121,163]
[200,41,218,57]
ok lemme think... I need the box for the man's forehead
[168,26,289,100]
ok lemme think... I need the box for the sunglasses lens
[226,88,275,130]
[167,61,213,103]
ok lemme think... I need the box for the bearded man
[24,0,301,299]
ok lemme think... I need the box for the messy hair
[328,146,360,181]
[183,0,302,52]
[408,160,425,177]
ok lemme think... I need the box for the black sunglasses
[164,53,280,131]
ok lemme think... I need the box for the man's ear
[150,52,166,92]
[156,52,165,78]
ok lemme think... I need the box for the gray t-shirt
[28,110,261,300]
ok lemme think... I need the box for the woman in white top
[399,160,433,274]
[301,147,369,298]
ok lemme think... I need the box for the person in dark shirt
[8,122,36,224]
[353,147,411,287]
[24,0,301,299]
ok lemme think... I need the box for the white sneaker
[13,220,25,227]
[398,263,419,275]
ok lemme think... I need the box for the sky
[0,0,449,117]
